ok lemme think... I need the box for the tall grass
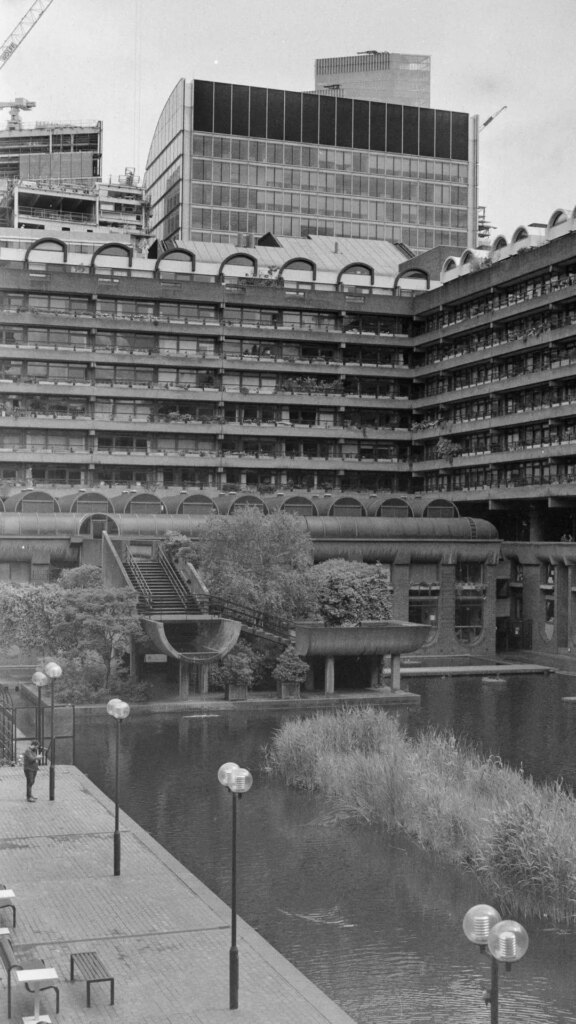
[267,707,576,925]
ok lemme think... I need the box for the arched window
[155,249,195,274]
[491,235,508,251]
[91,243,132,270]
[337,263,374,289]
[395,268,430,291]
[25,238,67,264]
[548,209,568,229]
[219,254,257,280]
[511,226,528,244]
[279,258,316,281]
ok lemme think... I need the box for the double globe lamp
[463,904,529,1024]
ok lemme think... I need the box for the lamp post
[218,761,253,1010]
[463,904,529,1024]
[44,660,62,801]
[31,670,48,752]
[106,698,130,876]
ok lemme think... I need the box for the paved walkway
[0,764,356,1024]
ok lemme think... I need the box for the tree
[44,586,142,685]
[0,580,142,692]
[164,510,315,620]
[310,560,392,625]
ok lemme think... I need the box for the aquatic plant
[267,707,576,926]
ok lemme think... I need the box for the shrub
[268,707,576,924]
[310,560,392,625]
[271,645,309,689]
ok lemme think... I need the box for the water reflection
[76,677,576,1024]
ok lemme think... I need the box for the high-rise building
[143,78,477,253]
[315,51,431,107]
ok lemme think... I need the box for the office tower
[315,51,431,107]
[144,78,477,253]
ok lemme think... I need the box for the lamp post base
[229,945,239,1010]
[49,764,55,802]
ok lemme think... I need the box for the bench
[70,950,114,1007]
[0,932,60,1019]
[0,885,16,927]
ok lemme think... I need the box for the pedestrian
[23,741,40,802]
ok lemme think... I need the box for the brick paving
[0,764,356,1024]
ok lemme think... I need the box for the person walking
[23,741,40,802]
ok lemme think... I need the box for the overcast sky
[2,0,575,241]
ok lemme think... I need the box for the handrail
[125,552,153,605]
[207,596,292,639]
[157,551,195,608]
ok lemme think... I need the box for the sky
[1,0,575,241]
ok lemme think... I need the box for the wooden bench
[0,931,60,1019]
[70,950,114,1007]
[0,885,16,928]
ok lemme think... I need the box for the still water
[76,673,576,1024]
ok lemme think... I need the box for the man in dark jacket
[23,741,40,802]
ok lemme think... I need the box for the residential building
[314,51,431,107]
[143,78,477,252]
[1,208,576,662]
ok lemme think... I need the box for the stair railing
[158,551,200,610]
[125,552,153,607]
[207,596,292,639]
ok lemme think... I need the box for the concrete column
[324,655,335,694]
[390,654,402,691]
[197,663,210,694]
[370,656,381,688]
[304,665,315,691]
[178,661,192,699]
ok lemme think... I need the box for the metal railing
[125,552,153,606]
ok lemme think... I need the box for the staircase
[123,552,292,641]
[124,556,197,615]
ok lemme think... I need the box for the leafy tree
[0,580,142,692]
[164,510,315,620]
[310,560,392,625]
[44,586,142,685]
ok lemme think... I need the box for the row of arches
[23,238,401,289]
[1,488,459,519]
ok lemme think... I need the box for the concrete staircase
[124,557,194,615]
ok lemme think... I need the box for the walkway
[0,764,356,1024]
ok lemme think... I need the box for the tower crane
[0,97,35,131]
[0,0,55,72]
[480,105,507,132]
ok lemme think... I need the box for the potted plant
[272,644,309,699]
[210,642,255,701]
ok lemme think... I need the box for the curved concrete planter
[294,620,431,693]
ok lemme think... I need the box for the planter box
[225,681,248,701]
[276,679,301,700]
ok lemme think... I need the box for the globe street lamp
[463,904,529,1024]
[218,761,253,1010]
[106,698,130,876]
[44,660,62,801]
[31,670,48,752]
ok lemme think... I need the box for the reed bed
[267,707,576,925]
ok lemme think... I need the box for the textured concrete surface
[0,764,357,1024]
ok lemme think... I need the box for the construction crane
[480,105,507,132]
[0,96,35,131]
[0,0,55,72]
